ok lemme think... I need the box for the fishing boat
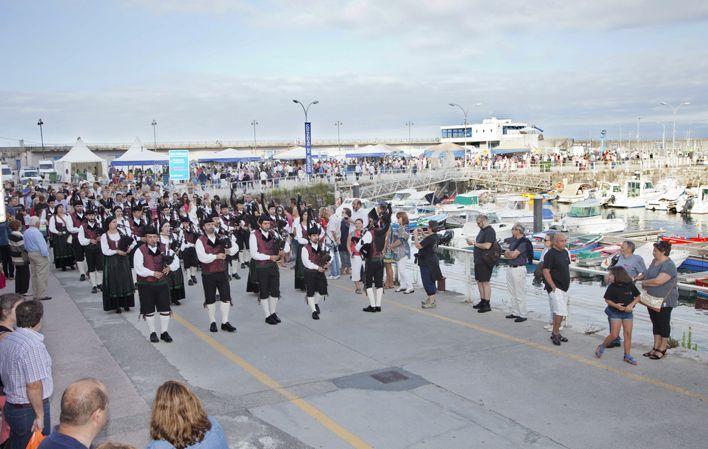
[603,242,691,271]
[660,234,708,245]
[677,186,708,214]
[556,182,593,204]
[532,233,603,260]
[604,178,659,208]
[549,199,625,234]
[644,179,684,211]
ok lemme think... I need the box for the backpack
[483,240,502,267]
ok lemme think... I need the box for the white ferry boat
[604,178,659,208]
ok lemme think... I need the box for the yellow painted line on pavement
[331,283,707,402]
[172,313,373,449]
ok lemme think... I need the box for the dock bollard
[533,195,543,233]
[352,182,360,198]
[437,277,446,292]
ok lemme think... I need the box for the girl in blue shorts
[595,266,641,365]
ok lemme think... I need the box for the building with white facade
[440,117,543,154]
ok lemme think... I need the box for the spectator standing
[8,219,31,295]
[414,221,442,309]
[1,293,25,448]
[469,214,496,313]
[38,378,109,449]
[542,233,571,345]
[0,221,13,281]
[338,209,352,275]
[641,241,679,361]
[604,241,646,347]
[23,216,52,301]
[391,212,413,294]
[147,381,228,449]
[503,223,533,323]
[0,300,53,449]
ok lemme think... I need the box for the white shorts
[548,289,569,317]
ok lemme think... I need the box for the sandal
[642,348,658,357]
[355,288,362,294]
[594,345,605,359]
[421,300,437,309]
[623,354,638,365]
[649,348,667,360]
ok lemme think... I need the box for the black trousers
[84,246,103,272]
[0,245,13,277]
[72,236,85,262]
[137,281,171,315]
[305,269,327,297]
[202,271,231,304]
[14,264,30,294]
[256,263,280,299]
[364,258,384,289]
[648,306,673,338]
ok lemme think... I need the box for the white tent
[56,138,108,181]
[199,148,262,163]
[273,146,326,161]
[345,143,395,158]
[111,138,169,166]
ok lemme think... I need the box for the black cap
[258,214,272,224]
[307,226,320,236]
[144,225,158,236]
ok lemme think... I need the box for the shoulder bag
[640,264,676,311]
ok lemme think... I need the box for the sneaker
[272,313,282,323]
[421,301,437,309]
[505,314,518,319]
[472,301,483,309]
[374,306,382,312]
[362,306,376,312]
[312,311,320,320]
[91,286,98,294]
[160,332,173,343]
[265,315,277,325]
[404,289,415,294]
[477,301,491,313]
[514,317,528,323]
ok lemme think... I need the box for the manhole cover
[371,370,409,384]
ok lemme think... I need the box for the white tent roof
[273,146,325,160]
[111,138,169,166]
[57,138,105,163]
[345,143,395,158]
[199,148,262,162]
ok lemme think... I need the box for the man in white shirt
[249,216,283,325]
[301,227,331,320]
[350,199,369,228]
[325,208,341,280]
[196,218,239,333]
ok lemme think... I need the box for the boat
[604,178,659,208]
[449,210,513,249]
[549,199,626,234]
[391,189,434,210]
[574,245,621,267]
[532,233,603,260]
[677,186,708,214]
[488,195,555,224]
[660,234,708,245]
[644,179,684,211]
[556,182,593,204]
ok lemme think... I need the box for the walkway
[3,267,706,449]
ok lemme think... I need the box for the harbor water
[433,205,708,355]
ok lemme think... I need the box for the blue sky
[1,0,707,144]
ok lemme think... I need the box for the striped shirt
[0,328,53,404]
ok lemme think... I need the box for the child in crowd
[595,266,641,365]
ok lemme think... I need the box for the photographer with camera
[249,215,284,325]
[196,218,239,333]
[302,226,331,320]
[134,225,178,343]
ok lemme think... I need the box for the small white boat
[605,178,659,208]
[448,210,513,248]
[677,186,708,215]
[550,199,626,234]
[391,189,434,210]
[557,182,593,204]
[644,179,684,211]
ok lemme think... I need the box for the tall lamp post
[37,119,45,151]
[635,116,641,150]
[659,101,690,152]
[449,102,481,167]
[656,122,666,153]
[334,121,343,153]
[292,99,319,175]
[405,121,414,145]
[151,120,158,150]
[251,120,259,152]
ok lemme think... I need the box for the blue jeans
[4,399,51,449]
[330,249,340,277]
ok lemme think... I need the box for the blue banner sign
[169,150,190,181]
[305,122,312,175]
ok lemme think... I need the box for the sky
[1,0,707,145]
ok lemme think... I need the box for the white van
[19,167,42,183]
[1,164,12,178]
[38,160,55,176]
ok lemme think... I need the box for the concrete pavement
[3,265,707,449]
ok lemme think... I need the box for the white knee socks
[375,288,383,307]
[207,303,216,323]
[307,297,317,313]
[366,288,376,307]
[189,267,197,278]
[159,313,170,333]
[145,314,156,333]
[268,297,278,314]
[78,260,87,276]
[261,299,272,317]
[89,271,97,287]
[220,301,231,324]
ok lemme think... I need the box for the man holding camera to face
[249,215,284,325]
[196,217,239,333]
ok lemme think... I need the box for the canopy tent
[491,148,530,155]
[56,138,108,180]
[111,138,169,166]
[273,146,326,161]
[345,143,395,158]
[423,142,472,159]
[198,148,262,163]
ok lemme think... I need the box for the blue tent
[491,148,530,155]
[198,148,261,163]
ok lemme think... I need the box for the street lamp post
[656,122,666,153]
[251,120,259,151]
[659,101,690,152]
[334,121,343,153]
[405,121,414,145]
[449,102,481,167]
[636,116,641,150]
[37,119,45,151]
[151,120,158,150]
[292,99,319,175]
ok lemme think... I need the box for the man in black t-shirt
[542,233,571,345]
[468,214,496,313]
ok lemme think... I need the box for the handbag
[640,277,676,311]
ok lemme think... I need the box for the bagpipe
[162,232,182,266]
[116,223,135,252]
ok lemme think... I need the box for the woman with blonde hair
[147,381,228,449]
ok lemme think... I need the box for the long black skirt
[246,259,260,293]
[51,234,75,269]
[102,255,135,311]
[294,243,306,291]
[168,268,186,302]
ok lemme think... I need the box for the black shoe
[210,322,218,332]
[80,274,86,281]
[241,263,246,269]
[312,311,320,320]
[272,313,281,323]
[472,301,483,309]
[608,338,622,348]
[374,306,382,312]
[315,304,320,314]
[233,273,241,280]
[171,300,181,306]
[551,333,561,346]
[221,322,237,332]
[124,307,130,312]
[514,317,528,323]
[91,286,98,294]
[362,305,376,312]
[188,279,194,286]
[149,332,159,343]
[559,334,568,342]
[505,314,518,319]
[62,267,67,272]
[39,296,52,301]
[160,332,173,343]
[215,294,220,302]
[477,301,491,313]
[98,284,103,291]
[115,308,122,314]
[265,315,277,325]
[191,276,198,284]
